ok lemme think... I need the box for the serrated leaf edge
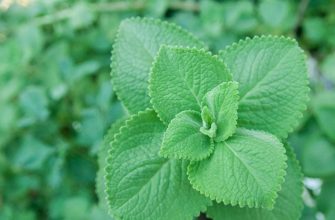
[148,45,232,124]
[205,144,304,220]
[201,81,240,142]
[96,118,126,213]
[104,109,157,219]
[187,128,288,210]
[104,109,211,220]
[111,17,206,114]
[159,110,215,161]
[219,35,310,139]
[284,143,304,220]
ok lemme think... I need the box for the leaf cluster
[105,17,309,220]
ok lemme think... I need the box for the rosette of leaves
[105,17,309,220]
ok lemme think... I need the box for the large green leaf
[219,36,309,138]
[111,17,204,113]
[188,128,287,209]
[160,110,214,161]
[96,119,126,214]
[105,110,211,220]
[206,144,303,220]
[201,81,239,142]
[150,46,232,123]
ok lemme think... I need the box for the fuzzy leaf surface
[160,110,214,161]
[96,119,126,213]
[105,110,211,220]
[188,128,287,209]
[207,144,303,220]
[219,36,309,138]
[150,46,232,123]
[111,17,204,113]
[202,81,239,142]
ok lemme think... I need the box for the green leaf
[301,136,335,177]
[258,0,295,30]
[188,128,287,209]
[200,106,214,129]
[303,17,327,45]
[19,86,49,126]
[96,119,126,212]
[206,144,303,220]
[13,135,54,171]
[321,52,335,83]
[111,17,205,113]
[317,177,335,215]
[160,110,214,161]
[312,91,335,142]
[201,81,239,142]
[219,36,309,139]
[105,110,211,220]
[150,46,232,123]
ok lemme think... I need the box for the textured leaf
[219,36,309,138]
[150,46,232,123]
[188,128,287,209]
[105,110,211,220]
[96,119,126,213]
[111,17,205,113]
[201,81,239,142]
[206,144,303,220]
[160,110,214,161]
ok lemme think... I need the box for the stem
[294,0,310,35]
[31,1,199,27]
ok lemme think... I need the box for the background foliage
[0,0,334,219]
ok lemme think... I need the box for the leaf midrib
[117,159,170,210]
[224,141,266,195]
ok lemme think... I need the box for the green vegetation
[105,17,308,219]
[1,0,335,219]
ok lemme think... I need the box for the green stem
[31,1,199,27]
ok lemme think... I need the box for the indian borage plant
[102,17,309,220]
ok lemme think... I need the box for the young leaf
[111,17,205,113]
[201,81,239,142]
[160,110,214,161]
[150,46,232,123]
[187,128,287,209]
[206,144,303,220]
[219,36,309,139]
[105,110,211,220]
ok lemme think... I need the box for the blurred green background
[0,0,335,219]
